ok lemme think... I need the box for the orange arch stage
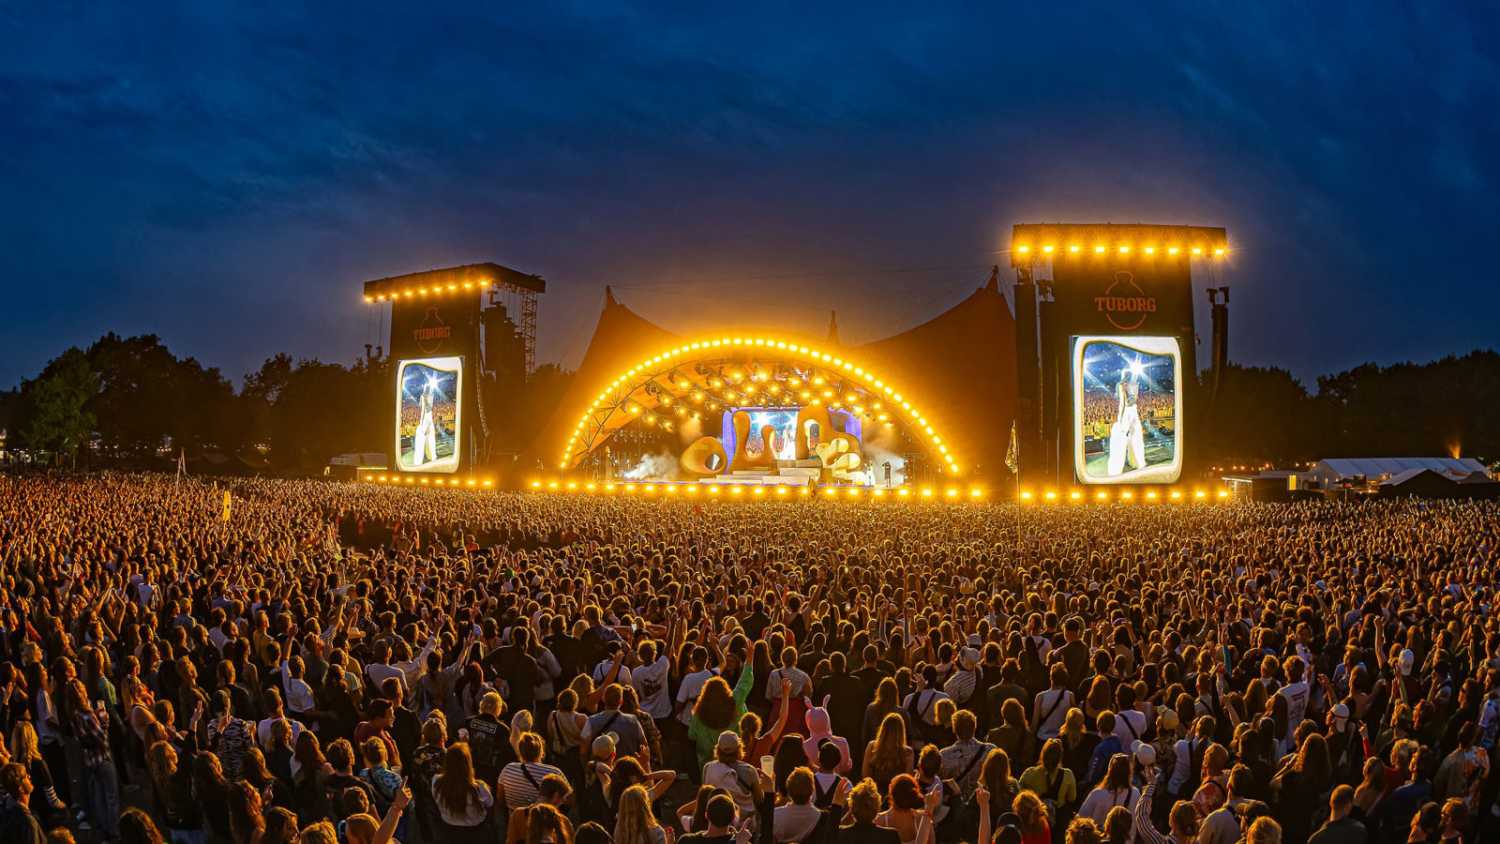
[533,276,1018,486]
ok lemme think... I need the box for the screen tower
[362,263,545,478]
[1009,224,1229,488]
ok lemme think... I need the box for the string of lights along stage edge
[522,479,1232,503]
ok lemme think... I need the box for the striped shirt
[1132,782,1172,844]
[498,761,565,810]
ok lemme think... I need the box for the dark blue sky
[3,4,1497,389]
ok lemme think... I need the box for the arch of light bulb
[559,336,962,475]
[1013,243,1227,258]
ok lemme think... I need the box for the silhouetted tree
[15,348,96,460]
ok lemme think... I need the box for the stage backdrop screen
[1071,336,1181,484]
[394,356,463,473]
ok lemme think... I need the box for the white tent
[1307,457,1489,486]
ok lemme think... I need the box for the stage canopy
[530,275,1018,481]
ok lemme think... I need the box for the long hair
[873,677,899,711]
[435,743,479,816]
[1014,790,1048,835]
[607,757,646,809]
[293,730,326,781]
[119,806,166,844]
[146,741,178,792]
[612,784,659,844]
[525,803,573,844]
[693,676,736,731]
[227,780,265,844]
[1098,753,1130,793]
[980,748,1012,814]
[868,713,908,781]
[1103,805,1133,844]
[688,785,726,835]
[9,721,41,763]
[192,750,228,798]
[1292,732,1332,787]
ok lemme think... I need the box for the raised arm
[732,659,756,709]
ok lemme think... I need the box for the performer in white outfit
[413,379,438,466]
[1106,368,1146,476]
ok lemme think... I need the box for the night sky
[3,4,1497,389]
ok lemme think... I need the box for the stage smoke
[623,450,680,481]
[860,424,907,486]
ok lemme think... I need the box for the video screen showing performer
[394,356,462,473]
[1073,336,1181,484]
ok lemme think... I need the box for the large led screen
[1072,336,1181,484]
[395,356,462,473]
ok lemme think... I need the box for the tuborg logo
[1094,272,1155,331]
[414,307,452,354]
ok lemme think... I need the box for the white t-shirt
[632,656,672,720]
[256,716,304,749]
[1078,785,1138,824]
[767,666,813,700]
[902,690,951,727]
[1278,681,1309,741]
[704,760,759,813]
[593,659,632,687]
[677,668,717,725]
[1114,709,1147,747]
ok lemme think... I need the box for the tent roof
[531,277,1017,478]
[1315,457,1488,481]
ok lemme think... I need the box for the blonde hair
[9,721,41,763]
[1246,817,1282,844]
[479,691,503,717]
[613,784,660,844]
[847,779,881,823]
[933,697,956,730]
[299,821,338,844]
[342,813,379,844]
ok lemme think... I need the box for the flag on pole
[1005,420,1019,474]
[221,490,232,523]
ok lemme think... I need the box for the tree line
[1,333,1495,473]
[1197,350,1500,466]
[0,333,571,472]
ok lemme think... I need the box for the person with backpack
[1018,738,1077,831]
[901,665,951,751]
[1078,753,1138,825]
[1168,715,1216,799]
[1032,665,1075,742]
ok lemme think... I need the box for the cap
[1398,649,1415,676]
[960,647,980,669]
[716,730,742,751]
[591,734,616,758]
[1332,703,1350,721]
[1134,743,1157,766]
[1157,710,1179,731]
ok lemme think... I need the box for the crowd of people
[1079,392,1173,442]
[0,472,1497,844]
